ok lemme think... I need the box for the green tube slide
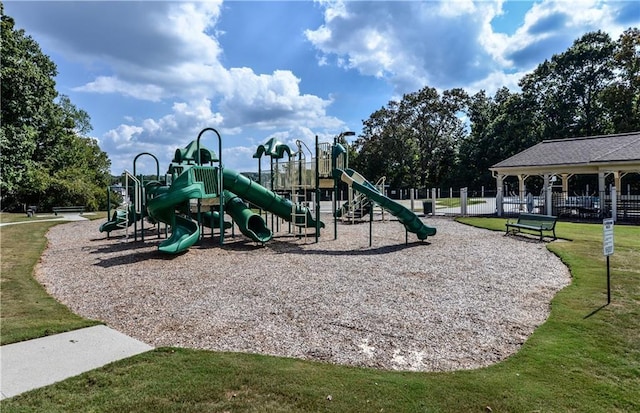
[223,191,273,243]
[191,210,231,230]
[333,168,436,240]
[222,168,324,229]
[146,176,205,254]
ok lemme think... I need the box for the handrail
[196,128,224,245]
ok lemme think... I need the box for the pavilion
[489,131,640,218]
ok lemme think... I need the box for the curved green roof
[252,138,292,159]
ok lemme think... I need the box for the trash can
[423,200,433,215]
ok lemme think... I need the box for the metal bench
[505,213,557,241]
[52,206,86,215]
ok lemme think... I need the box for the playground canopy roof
[489,131,640,177]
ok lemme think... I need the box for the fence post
[461,187,468,216]
[611,186,617,222]
[410,188,415,212]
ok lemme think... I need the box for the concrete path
[0,212,91,227]
[0,326,153,400]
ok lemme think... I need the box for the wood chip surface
[36,216,570,371]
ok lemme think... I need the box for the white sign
[603,218,614,256]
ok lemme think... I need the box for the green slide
[146,175,205,254]
[190,191,271,244]
[333,168,436,240]
[99,204,138,233]
[222,168,324,230]
[190,210,231,230]
[223,190,272,243]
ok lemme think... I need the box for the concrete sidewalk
[0,325,153,400]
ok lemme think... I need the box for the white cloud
[42,1,346,172]
[305,1,501,94]
[490,0,634,70]
[219,68,341,130]
[305,0,637,96]
[73,76,164,102]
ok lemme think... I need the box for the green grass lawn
[0,214,104,344]
[1,215,638,412]
[434,198,486,208]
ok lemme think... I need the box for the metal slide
[333,168,436,240]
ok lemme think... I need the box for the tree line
[1,4,111,212]
[350,29,640,192]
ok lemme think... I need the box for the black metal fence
[497,191,639,224]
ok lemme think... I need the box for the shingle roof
[491,131,640,169]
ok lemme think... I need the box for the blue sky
[5,0,638,175]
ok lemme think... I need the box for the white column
[518,174,527,199]
[544,174,553,216]
[598,171,606,195]
[460,187,468,216]
[561,173,571,193]
[611,186,617,222]
[613,171,621,193]
[495,174,504,217]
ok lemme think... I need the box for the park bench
[52,206,85,215]
[505,213,557,241]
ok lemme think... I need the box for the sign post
[603,218,614,304]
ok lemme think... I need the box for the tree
[1,6,58,200]
[352,88,468,191]
[520,31,616,139]
[398,87,468,189]
[602,28,640,133]
[1,6,111,211]
[352,104,409,187]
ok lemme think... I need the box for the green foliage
[520,30,616,139]
[0,7,111,211]
[352,87,468,189]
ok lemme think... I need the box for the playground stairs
[115,202,131,231]
[341,176,387,224]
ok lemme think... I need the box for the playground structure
[99,128,436,254]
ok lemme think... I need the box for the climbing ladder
[119,171,141,241]
[289,142,316,241]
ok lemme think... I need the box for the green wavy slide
[333,168,436,240]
